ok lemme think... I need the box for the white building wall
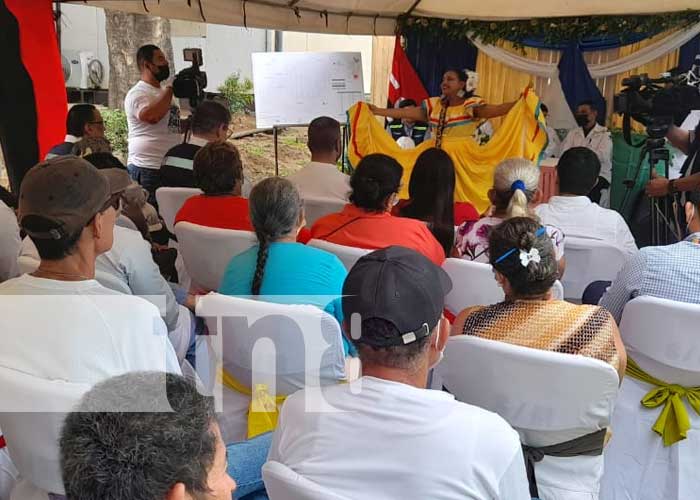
[59,4,110,86]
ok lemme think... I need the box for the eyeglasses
[88,120,105,126]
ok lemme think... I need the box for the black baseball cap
[342,246,452,348]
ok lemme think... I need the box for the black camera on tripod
[173,48,208,108]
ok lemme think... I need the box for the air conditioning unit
[61,50,104,89]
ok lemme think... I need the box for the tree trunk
[104,11,173,110]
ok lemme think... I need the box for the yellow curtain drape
[611,31,680,131]
[475,41,538,130]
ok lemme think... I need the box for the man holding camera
[646,123,700,197]
[124,44,182,206]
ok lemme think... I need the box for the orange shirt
[310,204,446,265]
[174,195,253,231]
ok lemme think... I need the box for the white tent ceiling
[65,0,700,36]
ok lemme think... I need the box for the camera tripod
[620,138,681,246]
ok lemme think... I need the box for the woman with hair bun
[310,153,445,265]
[453,216,626,377]
[456,158,565,269]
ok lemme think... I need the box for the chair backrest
[306,239,370,271]
[155,187,202,233]
[0,367,91,495]
[303,197,346,227]
[442,258,503,313]
[442,258,565,314]
[263,461,351,500]
[442,335,619,444]
[174,222,257,291]
[619,296,700,385]
[197,293,346,395]
[560,236,627,300]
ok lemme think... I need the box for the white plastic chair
[600,296,700,500]
[196,293,346,443]
[559,237,626,301]
[263,461,351,500]
[302,197,346,227]
[307,239,370,271]
[441,335,619,500]
[0,366,91,499]
[442,258,564,314]
[155,187,202,233]
[174,222,257,291]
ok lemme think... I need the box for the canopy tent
[64,0,700,36]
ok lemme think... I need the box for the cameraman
[124,44,182,206]
[646,123,700,197]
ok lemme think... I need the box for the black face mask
[575,113,590,127]
[152,63,170,82]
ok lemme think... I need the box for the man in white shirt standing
[287,116,350,202]
[541,103,561,158]
[269,246,530,500]
[536,147,637,256]
[561,100,613,207]
[124,44,181,206]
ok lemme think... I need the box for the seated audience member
[456,158,565,266]
[287,116,350,202]
[396,147,479,256]
[220,177,350,353]
[46,104,105,158]
[61,371,271,500]
[0,157,179,382]
[387,98,429,146]
[310,153,445,265]
[453,217,626,377]
[175,142,253,231]
[70,136,113,157]
[269,246,530,499]
[599,191,700,323]
[0,187,20,282]
[161,99,231,188]
[535,147,637,256]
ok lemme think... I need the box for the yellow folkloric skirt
[346,88,548,215]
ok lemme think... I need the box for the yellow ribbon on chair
[626,358,700,446]
[221,369,286,439]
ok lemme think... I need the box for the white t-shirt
[287,161,350,202]
[535,195,638,256]
[269,376,531,500]
[0,274,181,385]
[0,201,20,283]
[124,80,181,169]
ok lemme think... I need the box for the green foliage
[102,108,128,160]
[218,73,254,114]
[398,11,700,48]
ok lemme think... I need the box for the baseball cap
[19,156,129,241]
[342,246,452,348]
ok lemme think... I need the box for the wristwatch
[668,179,678,195]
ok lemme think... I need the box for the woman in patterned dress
[452,216,627,377]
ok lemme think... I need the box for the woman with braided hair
[219,177,352,354]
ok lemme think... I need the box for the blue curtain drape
[558,43,606,123]
[403,31,478,98]
[679,33,700,71]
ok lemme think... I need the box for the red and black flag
[0,0,67,192]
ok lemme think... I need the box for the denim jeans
[127,163,161,208]
[228,432,272,499]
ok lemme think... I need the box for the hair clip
[511,180,526,192]
[494,226,547,264]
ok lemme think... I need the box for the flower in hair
[519,248,541,267]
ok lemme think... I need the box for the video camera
[613,68,700,143]
[173,48,208,108]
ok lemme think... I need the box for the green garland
[398,11,700,47]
